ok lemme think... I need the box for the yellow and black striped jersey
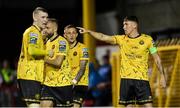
[43,36,72,87]
[112,34,157,81]
[17,25,46,82]
[68,42,89,86]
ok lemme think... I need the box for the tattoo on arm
[74,60,88,82]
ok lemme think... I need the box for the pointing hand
[76,27,90,34]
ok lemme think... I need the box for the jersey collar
[127,33,141,39]
[50,35,59,42]
[70,41,78,49]
[32,25,41,32]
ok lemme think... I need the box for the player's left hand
[160,74,166,88]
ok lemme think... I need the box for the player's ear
[75,32,78,37]
[63,29,66,37]
[33,13,37,22]
[133,22,137,29]
[63,33,67,38]
[54,27,58,33]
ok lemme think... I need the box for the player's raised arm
[77,27,115,44]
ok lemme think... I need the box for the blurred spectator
[84,52,112,107]
[0,59,15,85]
[0,59,16,106]
[83,61,98,107]
[93,54,112,106]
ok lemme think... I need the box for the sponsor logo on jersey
[29,32,38,44]
[59,41,66,51]
[82,48,89,58]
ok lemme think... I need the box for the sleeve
[57,40,68,56]
[80,46,89,61]
[27,32,47,56]
[111,35,124,45]
[148,37,157,54]
[28,45,47,55]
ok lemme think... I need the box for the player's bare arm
[152,53,166,88]
[45,55,65,68]
[76,27,115,44]
[72,60,88,85]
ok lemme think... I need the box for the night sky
[0,0,116,64]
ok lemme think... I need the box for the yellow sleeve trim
[149,47,157,54]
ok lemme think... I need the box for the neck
[128,31,140,38]
[50,33,58,41]
[70,40,77,48]
[33,22,42,31]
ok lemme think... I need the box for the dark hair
[124,16,139,24]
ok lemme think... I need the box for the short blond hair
[33,7,48,16]
[64,24,77,33]
[48,18,58,28]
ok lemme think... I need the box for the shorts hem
[119,100,153,105]
[73,99,83,104]
[119,100,135,105]
[23,98,40,103]
[41,97,54,101]
[137,99,153,105]
[56,103,73,107]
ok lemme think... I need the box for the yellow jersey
[112,34,157,81]
[17,25,46,82]
[43,36,72,87]
[68,42,89,86]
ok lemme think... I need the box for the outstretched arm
[152,53,166,88]
[77,27,115,44]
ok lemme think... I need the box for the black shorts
[41,85,73,107]
[119,78,153,105]
[73,85,88,105]
[18,79,41,104]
